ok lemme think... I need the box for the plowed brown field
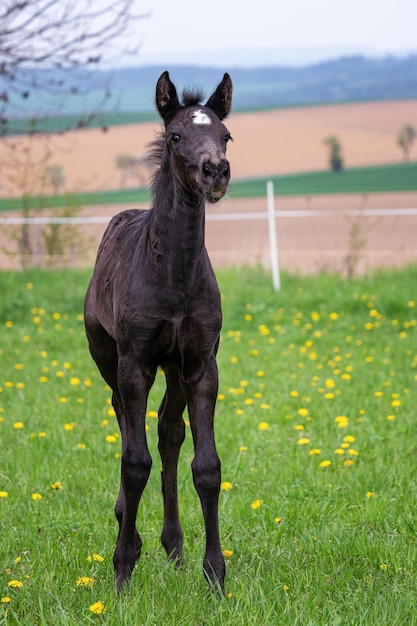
[1,100,417,273]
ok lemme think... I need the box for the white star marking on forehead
[192,109,211,125]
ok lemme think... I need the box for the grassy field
[1,161,416,213]
[1,266,417,624]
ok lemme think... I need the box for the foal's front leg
[185,357,225,593]
[113,357,155,591]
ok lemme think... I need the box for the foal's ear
[155,71,181,123]
[205,73,233,120]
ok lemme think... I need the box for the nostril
[202,160,230,179]
[219,160,230,177]
[203,161,215,177]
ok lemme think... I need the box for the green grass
[1,161,416,213]
[1,265,417,624]
[231,160,417,197]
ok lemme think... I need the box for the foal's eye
[170,133,181,144]
[224,133,231,144]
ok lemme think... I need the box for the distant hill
[128,55,417,111]
[3,54,417,127]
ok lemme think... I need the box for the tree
[323,135,344,172]
[43,165,65,195]
[397,124,416,161]
[115,153,147,188]
[0,1,147,131]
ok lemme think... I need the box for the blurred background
[0,0,416,275]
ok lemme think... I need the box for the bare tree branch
[0,0,149,131]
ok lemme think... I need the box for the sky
[124,0,417,67]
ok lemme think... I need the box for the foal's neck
[150,178,207,275]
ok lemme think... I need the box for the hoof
[203,557,226,596]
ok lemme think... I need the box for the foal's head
[155,71,233,203]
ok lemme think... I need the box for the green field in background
[0,161,416,213]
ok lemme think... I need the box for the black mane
[182,88,204,107]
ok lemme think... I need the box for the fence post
[267,180,281,290]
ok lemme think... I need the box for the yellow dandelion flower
[70,377,80,386]
[89,601,106,615]
[250,499,263,510]
[294,424,305,431]
[76,576,95,588]
[297,438,311,445]
[7,580,23,589]
[1,597,11,603]
[77,443,86,449]
[107,407,116,417]
[344,459,355,467]
[5,320,13,328]
[309,448,321,455]
[274,517,282,524]
[223,550,233,558]
[87,553,104,563]
[260,403,270,410]
[244,314,252,321]
[290,390,299,397]
[366,491,375,498]
[106,435,117,444]
[348,449,359,456]
[31,493,42,501]
[64,422,75,431]
[387,414,395,421]
[244,398,254,405]
[258,324,270,335]
[239,446,248,452]
[0,491,9,498]
[220,482,233,491]
[51,482,62,490]
[335,415,349,428]
[334,448,344,455]
[319,460,331,468]
[343,435,355,443]
[256,370,265,377]
[298,408,309,417]
[258,422,269,431]
[13,422,24,430]
[329,312,339,320]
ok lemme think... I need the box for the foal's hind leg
[158,368,186,563]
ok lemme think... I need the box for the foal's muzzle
[201,158,230,203]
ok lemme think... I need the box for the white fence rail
[1,206,417,225]
[1,183,417,278]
